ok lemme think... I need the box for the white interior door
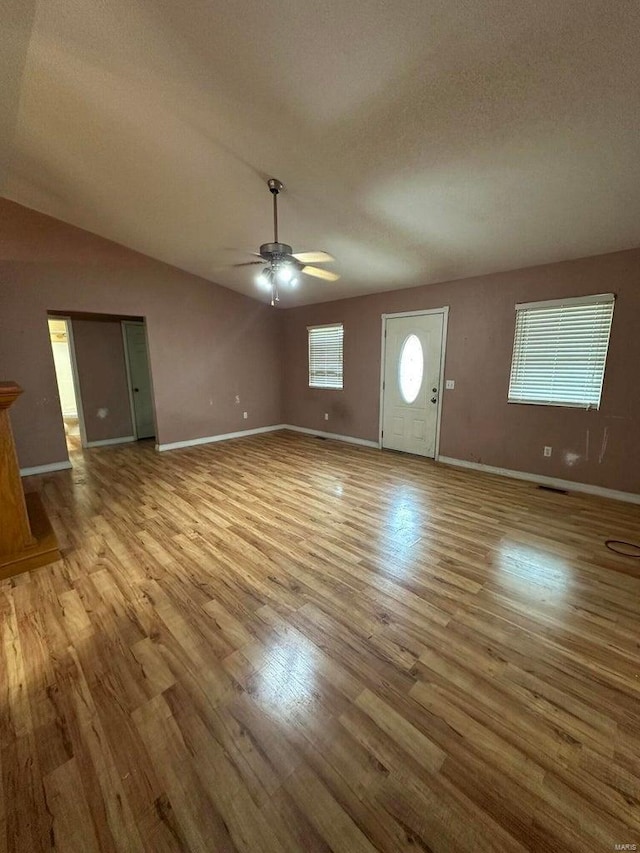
[123,322,155,439]
[382,312,444,457]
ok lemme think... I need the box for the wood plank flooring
[2,430,640,852]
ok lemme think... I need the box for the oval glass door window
[398,334,424,404]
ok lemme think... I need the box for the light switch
[445,379,455,390]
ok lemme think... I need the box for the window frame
[507,292,615,410]
[308,323,344,390]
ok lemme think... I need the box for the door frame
[378,307,449,460]
[121,320,157,440]
[48,314,89,451]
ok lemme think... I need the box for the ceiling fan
[231,178,339,306]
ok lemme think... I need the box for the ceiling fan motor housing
[259,242,292,259]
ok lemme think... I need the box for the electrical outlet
[243,411,248,419]
[445,379,455,390]
[544,446,552,457]
[324,413,329,421]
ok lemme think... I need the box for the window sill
[507,399,599,411]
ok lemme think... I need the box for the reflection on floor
[2,431,640,851]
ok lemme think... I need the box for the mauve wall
[282,249,640,494]
[0,199,282,469]
[71,318,134,443]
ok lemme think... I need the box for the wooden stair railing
[0,381,61,579]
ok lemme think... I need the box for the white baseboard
[20,460,72,477]
[283,424,380,448]
[438,456,640,505]
[157,424,380,453]
[86,435,136,448]
[156,424,286,452]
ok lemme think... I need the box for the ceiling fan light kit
[232,178,339,306]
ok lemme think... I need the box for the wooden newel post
[0,383,36,555]
[0,381,61,579]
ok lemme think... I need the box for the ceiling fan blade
[302,266,340,282]
[230,260,266,267]
[292,251,335,264]
[221,249,263,256]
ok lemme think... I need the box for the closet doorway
[122,321,155,440]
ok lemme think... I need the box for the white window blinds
[308,324,344,389]
[508,293,615,409]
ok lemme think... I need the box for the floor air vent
[538,485,567,494]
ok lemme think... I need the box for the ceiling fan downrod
[265,179,285,306]
[267,178,283,244]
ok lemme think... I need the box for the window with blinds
[308,324,344,389]
[508,294,615,408]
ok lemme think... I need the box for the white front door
[381,312,444,457]
[123,322,155,439]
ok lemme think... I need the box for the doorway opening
[47,312,157,459]
[48,317,86,454]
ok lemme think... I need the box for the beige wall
[3,197,638,495]
[282,249,640,494]
[71,318,134,443]
[0,199,282,469]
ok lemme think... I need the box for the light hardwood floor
[2,430,639,852]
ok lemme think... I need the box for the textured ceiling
[3,1,640,306]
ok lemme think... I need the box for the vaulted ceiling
[3,1,640,305]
